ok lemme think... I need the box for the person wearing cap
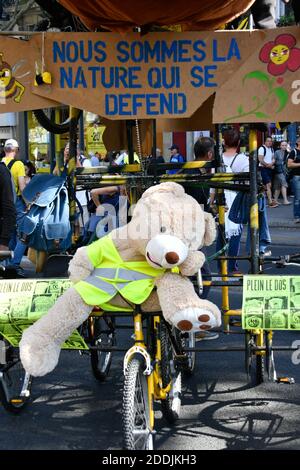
[167,144,185,175]
[2,138,27,275]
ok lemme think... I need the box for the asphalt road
[0,240,300,450]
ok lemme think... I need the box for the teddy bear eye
[160,226,166,233]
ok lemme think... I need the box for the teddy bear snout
[165,252,179,264]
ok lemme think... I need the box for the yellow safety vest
[74,235,166,311]
[124,153,140,164]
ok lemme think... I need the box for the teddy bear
[20,182,221,377]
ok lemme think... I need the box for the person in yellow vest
[2,139,27,276]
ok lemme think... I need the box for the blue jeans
[246,195,271,254]
[292,176,300,219]
[216,195,272,271]
[9,197,27,267]
[216,229,242,273]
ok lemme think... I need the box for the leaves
[254,111,269,118]
[271,87,289,112]
[243,70,272,90]
[224,69,288,122]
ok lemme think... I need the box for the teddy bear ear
[141,182,185,200]
[203,212,217,246]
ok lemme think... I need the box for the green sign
[242,275,300,330]
[0,279,88,350]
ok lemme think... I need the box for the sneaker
[260,249,272,257]
[282,201,292,205]
[195,331,219,341]
[268,201,279,208]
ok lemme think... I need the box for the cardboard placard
[0,36,59,112]
[2,27,300,122]
[242,276,300,330]
[31,30,263,119]
[0,279,88,349]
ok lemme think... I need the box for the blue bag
[20,174,72,253]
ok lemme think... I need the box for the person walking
[287,138,300,223]
[258,136,278,208]
[273,141,291,205]
[1,139,27,276]
[214,129,249,274]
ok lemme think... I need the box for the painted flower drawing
[259,34,300,76]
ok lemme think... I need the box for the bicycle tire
[0,340,32,414]
[255,353,265,385]
[244,331,253,380]
[265,332,276,382]
[90,317,115,382]
[33,108,82,135]
[122,356,153,450]
[160,322,182,424]
[245,331,266,385]
[180,331,196,377]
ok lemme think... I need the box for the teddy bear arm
[179,251,205,276]
[68,246,95,283]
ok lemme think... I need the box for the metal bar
[88,345,300,353]
[249,135,259,274]
[68,107,78,227]
[152,119,157,179]
[126,120,134,164]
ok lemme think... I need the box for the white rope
[135,119,142,158]
[41,31,45,73]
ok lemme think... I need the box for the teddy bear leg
[156,273,221,332]
[20,288,92,377]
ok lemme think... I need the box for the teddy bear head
[126,182,216,269]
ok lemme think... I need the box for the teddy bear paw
[20,334,61,377]
[171,308,219,332]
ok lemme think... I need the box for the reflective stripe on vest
[93,267,153,282]
[84,267,154,296]
[74,235,166,308]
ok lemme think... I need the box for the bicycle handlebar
[266,254,300,268]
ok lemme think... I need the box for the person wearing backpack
[287,138,300,223]
[258,136,278,207]
[1,139,27,276]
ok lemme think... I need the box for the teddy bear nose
[165,252,179,264]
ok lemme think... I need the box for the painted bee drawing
[0,53,25,104]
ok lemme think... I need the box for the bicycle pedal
[276,377,295,384]
[10,397,25,404]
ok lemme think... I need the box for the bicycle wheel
[123,356,153,450]
[255,353,265,385]
[244,331,266,385]
[89,317,115,382]
[160,322,182,424]
[33,108,82,134]
[0,340,32,414]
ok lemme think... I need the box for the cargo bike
[1,139,300,450]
